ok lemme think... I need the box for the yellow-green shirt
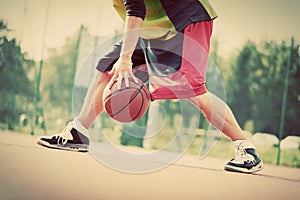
[113,0,217,39]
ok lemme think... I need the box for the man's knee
[192,92,211,110]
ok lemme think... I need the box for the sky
[0,0,299,60]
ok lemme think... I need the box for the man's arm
[108,0,146,89]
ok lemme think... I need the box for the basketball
[103,78,150,123]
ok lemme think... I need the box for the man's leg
[37,71,110,152]
[189,92,263,173]
[78,72,111,129]
[37,38,147,152]
[189,92,245,141]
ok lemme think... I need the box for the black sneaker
[37,121,89,152]
[224,143,263,173]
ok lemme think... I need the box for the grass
[188,135,300,168]
[99,123,300,168]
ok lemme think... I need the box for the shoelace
[234,143,252,163]
[55,121,74,146]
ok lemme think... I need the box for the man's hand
[108,58,138,90]
[107,15,143,90]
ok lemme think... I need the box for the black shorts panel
[96,41,146,72]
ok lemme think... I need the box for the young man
[38,0,263,173]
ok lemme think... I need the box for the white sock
[233,140,255,149]
[73,116,89,137]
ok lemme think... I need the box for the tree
[252,40,300,137]
[0,20,35,129]
[227,41,261,128]
[286,40,300,136]
[42,26,108,113]
[251,41,284,134]
[227,39,300,137]
[42,36,78,110]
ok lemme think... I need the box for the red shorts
[97,20,213,100]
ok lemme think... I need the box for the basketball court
[0,131,299,200]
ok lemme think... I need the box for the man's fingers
[107,68,116,89]
[108,66,138,90]
[123,72,129,87]
[124,76,129,87]
[107,79,114,90]
[117,74,123,90]
[108,73,117,89]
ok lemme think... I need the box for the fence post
[276,37,294,165]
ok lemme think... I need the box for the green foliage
[0,20,35,130]
[227,39,300,137]
[227,41,258,127]
[42,37,77,109]
[120,113,149,147]
[284,42,300,137]
[42,26,97,116]
[187,135,300,168]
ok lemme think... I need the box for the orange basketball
[103,78,150,123]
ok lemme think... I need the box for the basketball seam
[104,77,145,101]
[111,87,141,118]
[140,84,150,100]
[132,87,145,121]
[104,87,138,101]
[104,78,150,121]
[131,84,150,121]
[130,78,150,101]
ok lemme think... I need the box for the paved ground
[0,131,299,200]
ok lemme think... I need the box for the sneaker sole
[224,161,264,173]
[37,139,89,153]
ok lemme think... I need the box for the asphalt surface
[0,131,299,200]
